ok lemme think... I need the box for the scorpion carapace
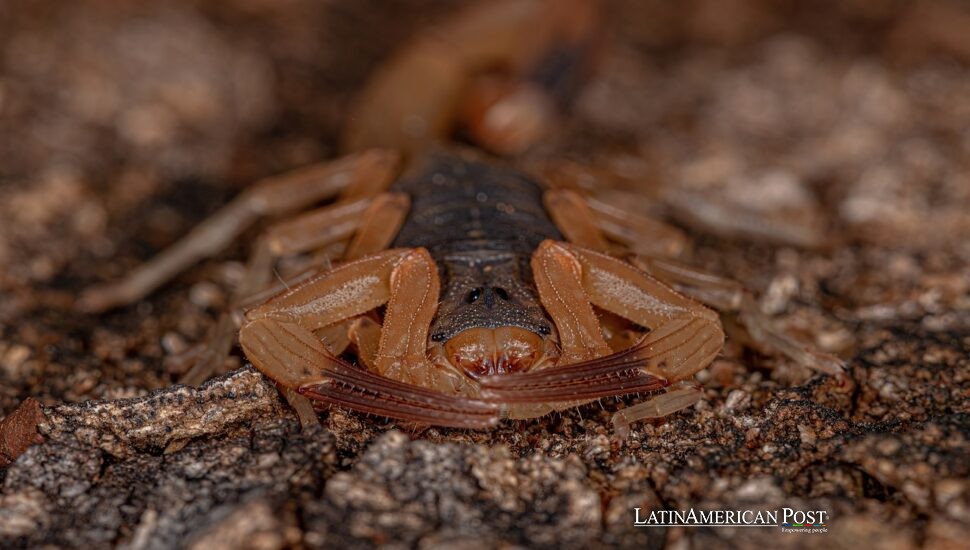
[394,151,558,346]
[75,0,845,436]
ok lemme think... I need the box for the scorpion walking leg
[240,248,497,427]
[76,149,400,313]
[585,195,689,258]
[178,193,407,386]
[344,193,411,259]
[538,166,687,258]
[243,193,410,348]
[543,189,613,253]
[611,381,703,438]
[481,241,722,431]
[240,191,410,302]
[545,186,687,258]
[629,256,745,311]
[630,255,845,375]
[548,183,841,374]
[176,198,367,384]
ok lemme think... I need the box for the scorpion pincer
[76,0,843,436]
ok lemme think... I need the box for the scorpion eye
[466,287,483,303]
[494,287,510,301]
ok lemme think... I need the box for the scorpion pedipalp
[478,338,670,403]
[242,316,499,429]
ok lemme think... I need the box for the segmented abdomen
[391,150,561,259]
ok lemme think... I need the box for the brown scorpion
[76,0,843,435]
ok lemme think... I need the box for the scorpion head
[444,325,544,379]
[431,253,555,378]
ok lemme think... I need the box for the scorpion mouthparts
[445,326,543,379]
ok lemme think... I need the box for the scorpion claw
[298,364,499,430]
[241,317,499,430]
[478,338,670,403]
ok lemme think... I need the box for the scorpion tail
[341,0,603,158]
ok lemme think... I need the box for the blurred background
[0,0,967,409]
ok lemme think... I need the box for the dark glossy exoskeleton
[394,153,559,349]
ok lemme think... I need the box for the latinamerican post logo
[634,508,829,533]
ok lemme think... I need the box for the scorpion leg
[630,255,846,375]
[76,149,400,313]
[242,194,411,313]
[241,248,495,427]
[178,192,408,386]
[481,241,722,429]
[541,174,687,258]
[258,197,372,261]
[344,193,411,259]
[241,190,410,296]
[585,195,689,258]
[628,256,745,311]
[550,180,841,373]
[611,381,703,439]
[543,188,613,253]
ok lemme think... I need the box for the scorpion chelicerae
[77,0,843,435]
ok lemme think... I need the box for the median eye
[494,287,510,300]
[466,287,483,303]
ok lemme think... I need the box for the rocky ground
[1,1,968,548]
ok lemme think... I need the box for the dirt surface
[1,0,968,548]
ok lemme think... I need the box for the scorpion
[76,0,843,436]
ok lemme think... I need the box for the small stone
[161,332,188,355]
[722,389,750,412]
[798,425,817,447]
[189,282,225,310]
